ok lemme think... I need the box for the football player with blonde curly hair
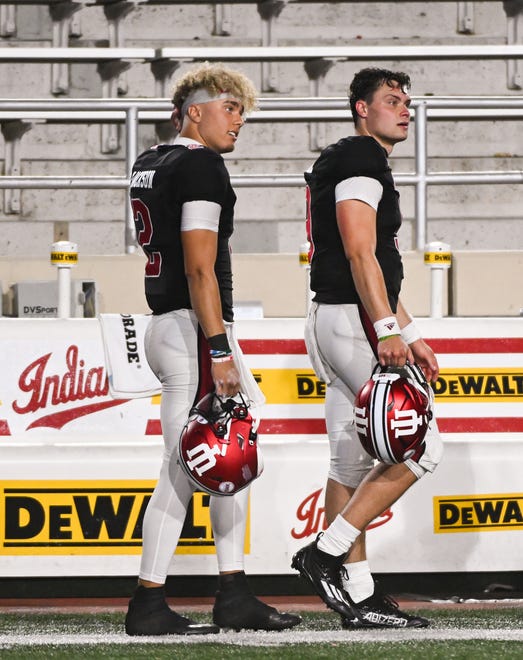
[125,62,301,636]
[171,61,258,121]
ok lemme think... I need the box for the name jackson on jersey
[130,140,235,322]
[130,169,156,189]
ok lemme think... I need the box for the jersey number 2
[131,198,162,278]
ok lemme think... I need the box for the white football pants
[305,302,443,487]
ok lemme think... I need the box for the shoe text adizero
[341,589,430,629]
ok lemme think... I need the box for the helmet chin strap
[215,392,260,435]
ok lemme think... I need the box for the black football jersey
[130,143,236,321]
[305,135,404,312]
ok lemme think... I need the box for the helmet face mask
[354,364,433,464]
[179,392,263,496]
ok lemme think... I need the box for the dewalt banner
[0,480,250,556]
[253,368,522,405]
[253,369,325,403]
[433,368,523,403]
[434,493,523,533]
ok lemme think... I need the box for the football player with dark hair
[292,67,444,628]
[125,62,301,636]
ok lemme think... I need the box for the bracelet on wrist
[373,316,401,341]
[378,334,400,342]
[209,348,232,357]
[210,354,234,363]
[208,332,231,354]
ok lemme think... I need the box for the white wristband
[373,316,401,341]
[401,320,422,345]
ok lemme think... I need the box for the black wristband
[208,333,231,353]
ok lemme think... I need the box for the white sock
[341,560,375,603]
[317,514,361,556]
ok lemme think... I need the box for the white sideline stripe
[0,629,521,646]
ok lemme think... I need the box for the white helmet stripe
[370,377,397,463]
[406,362,435,409]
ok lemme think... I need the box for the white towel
[227,322,266,409]
[98,313,161,399]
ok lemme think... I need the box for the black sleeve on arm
[179,149,229,205]
[311,136,389,185]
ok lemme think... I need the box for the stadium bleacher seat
[0,0,522,257]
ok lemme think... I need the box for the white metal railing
[0,0,502,2]
[2,44,523,63]
[0,96,522,252]
[0,0,492,3]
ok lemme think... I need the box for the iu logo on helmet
[185,442,227,477]
[354,406,369,437]
[353,365,431,464]
[391,409,425,438]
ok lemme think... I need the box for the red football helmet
[179,392,263,496]
[354,364,433,464]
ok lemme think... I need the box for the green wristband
[378,334,401,342]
